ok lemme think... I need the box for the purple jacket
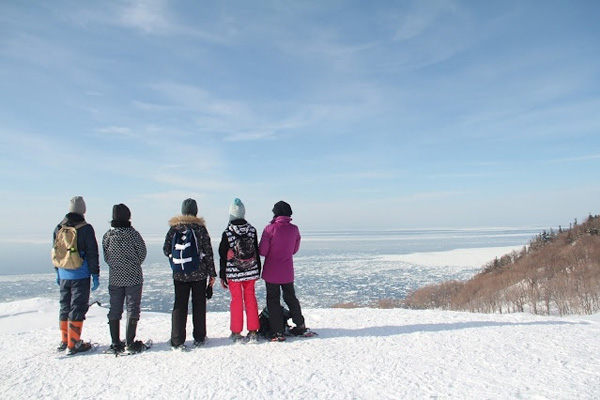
[259,216,301,284]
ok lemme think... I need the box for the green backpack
[51,222,87,269]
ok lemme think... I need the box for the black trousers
[266,282,305,334]
[171,279,207,346]
[59,278,90,321]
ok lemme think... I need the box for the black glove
[206,284,213,299]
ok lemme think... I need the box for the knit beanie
[181,198,198,216]
[112,203,131,222]
[229,198,246,221]
[272,200,292,217]
[69,196,86,215]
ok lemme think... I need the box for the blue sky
[1,0,599,237]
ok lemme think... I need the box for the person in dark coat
[53,196,100,355]
[163,198,216,350]
[102,203,147,354]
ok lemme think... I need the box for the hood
[60,212,86,227]
[168,215,206,227]
[271,216,292,224]
[228,221,251,236]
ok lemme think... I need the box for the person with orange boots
[52,196,100,355]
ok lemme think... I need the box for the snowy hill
[1,298,600,399]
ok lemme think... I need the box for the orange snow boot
[57,320,68,351]
[67,320,92,356]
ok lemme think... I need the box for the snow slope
[1,298,599,399]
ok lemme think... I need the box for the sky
[1,0,599,238]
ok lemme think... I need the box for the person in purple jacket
[258,200,306,342]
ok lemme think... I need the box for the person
[258,200,306,342]
[53,196,100,355]
[163,198,216,350]
[218,198,261,343]
[102,204,147,354]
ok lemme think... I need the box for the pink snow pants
[228,279,260,333]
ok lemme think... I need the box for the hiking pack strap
[61,221,88,230]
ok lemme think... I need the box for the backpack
[258,306,291,337]
[227,232,257,271]
[169,228,201,273]
[52,222,87,269]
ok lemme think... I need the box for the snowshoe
[56,341,68,352]
[288,326,318,338]
[270,332,286,342]
[193,339,205,348]
[66,340,95,356]
[125,340,152,354]
[246,331,259,344]
[103,342,126,356]
[171,343,189,352]
[230,332,245,343]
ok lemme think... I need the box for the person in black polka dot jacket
[102,203,147,354]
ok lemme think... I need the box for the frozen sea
[0,228,540,313]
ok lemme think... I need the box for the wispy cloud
[549,154,600,164]
[96,126,135,138]
[113,0,230,43]
[118,0,171,34]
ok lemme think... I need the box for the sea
[0,228,541,313]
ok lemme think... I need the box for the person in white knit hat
[218,198,261,343]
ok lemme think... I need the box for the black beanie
[182,198,198,216]
[111,203,132,227]
[112,204,131,222]
[272,200,292,217]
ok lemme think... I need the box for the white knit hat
[229,198,246,221]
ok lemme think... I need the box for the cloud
[118,0,171,34]
[549,154,600,164]
[96,126,135,138]
[112,0,230,42]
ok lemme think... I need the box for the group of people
[53,195,306,355]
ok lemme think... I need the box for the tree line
[403,215,600,316]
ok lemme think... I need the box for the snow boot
[247,331,259,344]
[125,318,145,354]
[108,319,125,354]
[57,320,68,351]
[289,325,308,336]
[67,320,92,355]
[229,332,244,343]
[125,318,138,346]
[67,320,83,350]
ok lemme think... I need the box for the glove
[206,284,213,300]
[91,274,100,291]
[220,278,228,289]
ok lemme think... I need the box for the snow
[1,297,600,399]
[380,246,523,268]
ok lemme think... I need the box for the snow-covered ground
[1,297,599,399]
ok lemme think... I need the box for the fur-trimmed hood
[168,215,206,227]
